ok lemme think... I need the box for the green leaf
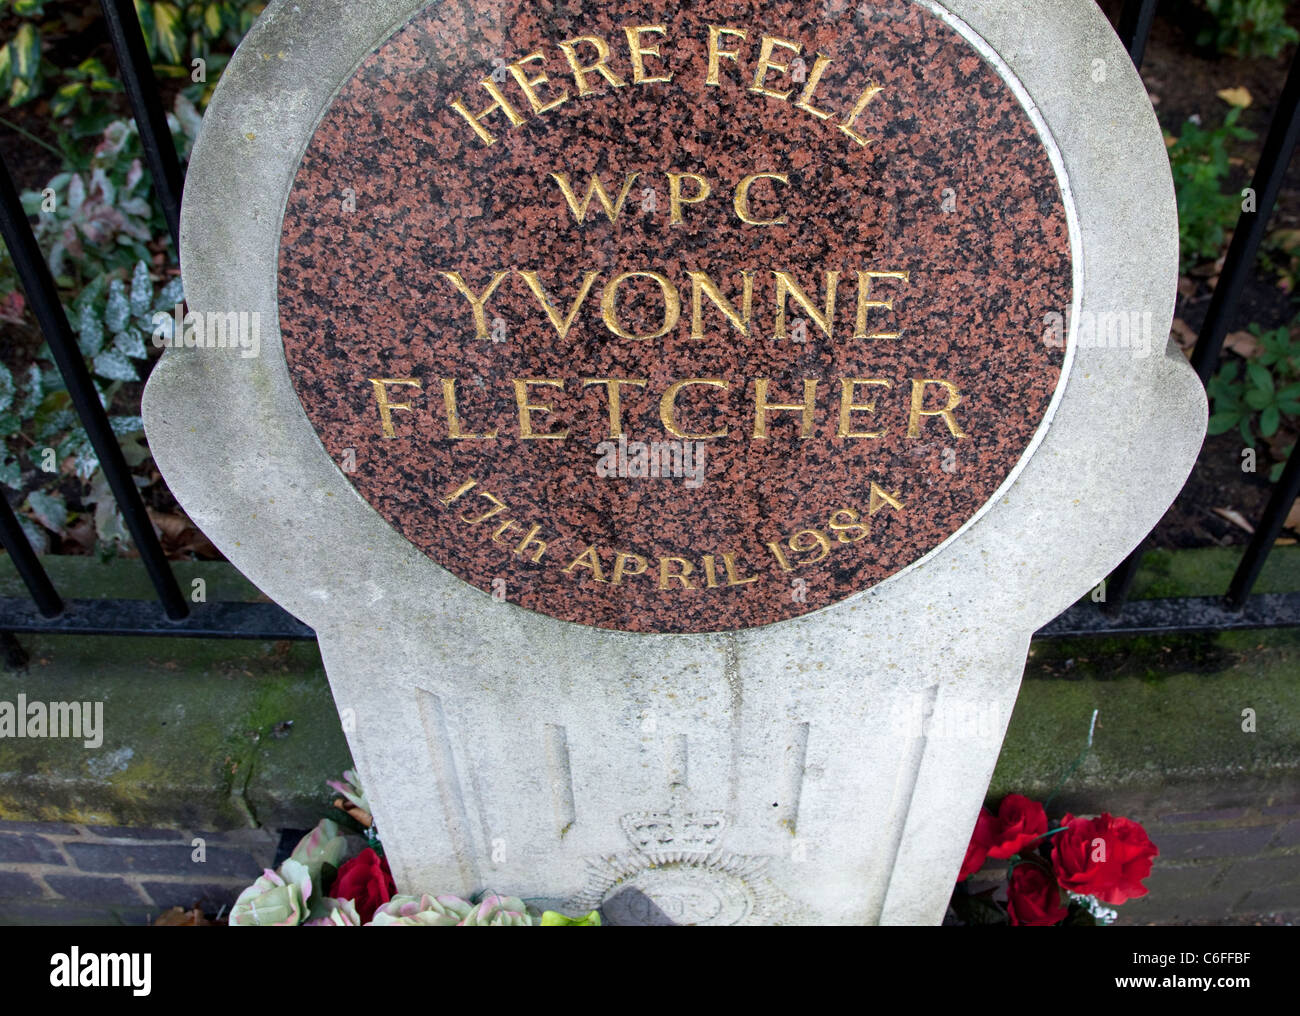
[1207,411,1241,435]
[204,2,223,36]
[1260,405,1281,438]
[26,490,67,534]
[77,301,104,357]
[105,279,130,333]
[19,516,48,555]
[9,76,33,107]
[540,910,602,926]
[159,276,185,306]
[0,457,23,491]
[1246,361,1275,394]
[11,23,40,84]
[13,1,47,16]
[129,261,152,317]
[50,81,84,117]
[114,327,148,360]
[1244,388,1273,411]
[153,3,187,66]
[134,0,157,61]
[0,363,14,413]
[93,349,138,382]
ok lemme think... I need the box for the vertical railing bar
[0,155,190,621]
[1118,0,1160,70]
[98,0,184,251]
[1107,38,1300,615]
[0,496,63,618]
[1226,446,1300,609]
[1190,47,1300,382]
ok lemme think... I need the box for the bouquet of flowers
[949,793,1158,926]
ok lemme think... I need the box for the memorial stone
[143,0,1207,924]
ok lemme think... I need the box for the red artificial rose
[1006,862,1069,926]
[328,847,396,922]
[986,794,1049,860]
[1051,812,1158,905]
[958,808,998,881]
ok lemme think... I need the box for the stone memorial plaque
[276,0,1073,632]
[145,0,1206,924]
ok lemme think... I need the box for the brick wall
[0,820,279,925]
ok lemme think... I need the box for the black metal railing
[0,0,1295,642]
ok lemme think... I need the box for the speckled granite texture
[278,0,1071,632]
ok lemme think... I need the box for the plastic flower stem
[1043,709,1100,813]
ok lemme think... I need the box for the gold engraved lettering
[838,378,892,439]
[508,51,570,115]
[869,483,905,516]
[461,491,508,526]
[625,25,674,84]
[766,541,795,573]
[514,379,570,440]
[515,524,549,563]
[839,82,886,147]
[789,529,832,564]
[660,378,729,440]
[518,269,601,338]
[734,173,789,226]
[907,379,967,439]
[564,545,608,583]
[601,271,681,341]
[440,271,509,339]
[612,552,648,584]
[557,35,627,96]
[706,26,747,86]
[794,53,836,120]
[750,35,801,101]
[723,552,759,586]
[439,479,477,506]
[854,270,910,339]
[668,172,711,224]
[549,173,639,224]
[448,79,528,146]
[753,379,818,440]
[688,270,754,338]
[491,519,522,545]
[369,378,420,439]
[582,378,648,438]
[829,508,869,543]
[441,378,499,440]
[702,554,722,588]
[773,270,839,340]
[659,557,695,590]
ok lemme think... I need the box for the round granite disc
[277,0,1073,633]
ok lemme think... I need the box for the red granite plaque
[277,0,1073,633]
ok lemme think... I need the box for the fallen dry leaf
[1285,499,1300,535]
[1177,276,1199,300]
[1171,318,1198,354]
[153,906,212,927]
[1212,507,1256,534]
[147,509,219,559]
[1224,330,1260,358]
[334,796,374,829]
[1218,86,1253,108]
